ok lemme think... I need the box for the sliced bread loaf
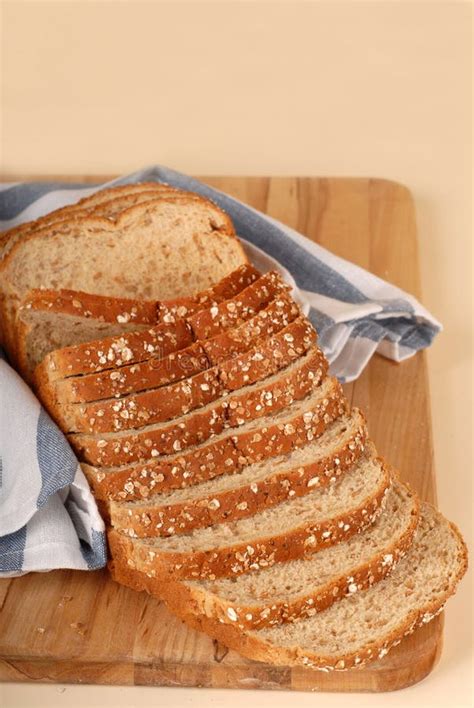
[69,347,330,467]
[35,319,194,382]
[82,375,346,502]
[157,503,467,670]
[108,409,368,537]
[15,263,260,380]
[111,480,419,628]
[0,196,246,369]
[43,317,316,434]
[50,289,297,405]
[108,449,391,580]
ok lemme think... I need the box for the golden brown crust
[218,317,316,391]
[35,319,194,382]
[30,266,262,385]
[108,415,368,537]
[187,271,290,340]
[87,378,347,503]
[109,484,419,629]
[70,401,229,467]
[69,348,329,467]
[19,288,159,324]
[55,367,223,434]
[108,463,391,580]
[42,318,318,435]
[153,514,467,671]
[157,264,260,323]
[203,292,300,365]
[57,342,209,405]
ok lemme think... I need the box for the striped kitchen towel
[0,166,441,575]
[0,353,106,575]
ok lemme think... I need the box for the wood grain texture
[0,176,441,691]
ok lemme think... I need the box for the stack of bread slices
[0,183,466,672]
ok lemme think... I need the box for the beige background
[0,1,472,706]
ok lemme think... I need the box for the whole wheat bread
[82,375,345,501]
[69,347,331,467]
[40,317,316,434]
[108,449,391,580]
[15,263,259,380]
[111,480,419,628]
[156,503,467,671]
[0,195,246,367]
[107,409,368,537]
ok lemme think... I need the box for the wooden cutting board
[0,176,440,692]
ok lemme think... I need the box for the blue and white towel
[0,165,441,576]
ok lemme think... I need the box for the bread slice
[35,319,195,383]
[0,182,174,255]
[82,374,345,501]
[0,183,169,260]
[69,347,330,467]
[0,196,245,368]
[111,480,419,628]
[108,409,368,537]
[51,289,297,405]
[44,317,316,434]
[158,503,467,671]
[1,198,240,301]
[14,263,260,381]
[0,186,201,354]
[16,299,152,382]
[0,187,212,269]
[32,268,279,384]
[108,449,391,580]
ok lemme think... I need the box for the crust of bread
[108,412,367,537]
[203,293,300,365]
[35,319,194,382]
[187,271,290,340]
[157,263,260,323]
[107,461,391,580]
[82,378,348,503]
[218,316,316,392]
[44,317,317,434]
[19,288,159,324]
[152,515,468,671]
[30,267,269,385]
[68,348,329,467]
[109,483,419,628]
[56,367,224,434]
[56,342,209,404]
[51,283,294,405]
